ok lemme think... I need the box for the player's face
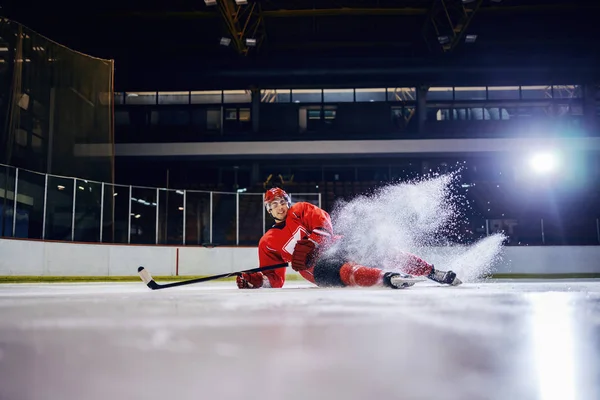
[268,197,289,220]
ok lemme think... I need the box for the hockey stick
[137,262,289,290]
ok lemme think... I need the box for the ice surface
[1,279,599,400]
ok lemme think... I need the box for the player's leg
[312,258,417,289]
[396,252,462,286]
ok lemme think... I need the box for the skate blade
[450,277,463,286]
[390,275,426,289]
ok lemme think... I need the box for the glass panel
[427,87,453,101]
[45,176,74,241]
[323,89,354,102]
[190,90,222,104]
[292,89,322,103]
[260,89,291,103]
[185,191,211,245]
[487,86,520,100]
[512,218,543,245]
[157,189,184,244]
[387,87,416,101]
[543,215,598,245]
[355,88,386,102]
[125,92,157,105]
[212,193,237,245]
[0,165,16,237]
[552,85,582,99]
[158,91,190,104]
[454,86,487,101]
[102,184,129,243]
[223,90,251,103]
[15,169,46,239]
[238,193,264,245]
[73,179,102,242]
[521,85,551,99]
[130,187,158,245]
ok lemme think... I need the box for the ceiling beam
[261,8,427,17]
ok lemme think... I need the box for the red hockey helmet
[264,187,291,210]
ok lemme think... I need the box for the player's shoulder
[289,201,317,213]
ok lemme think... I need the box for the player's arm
[296,202,333,245]
[291,202,334,271]
[237,236,286,289]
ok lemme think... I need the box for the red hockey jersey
[258,201,333,288]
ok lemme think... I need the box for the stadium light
[204,0,217,5]
[529,152,560,174]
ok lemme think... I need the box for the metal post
[182,190,186,245]
[42,174,48,239]
[12,168,19,237]
[596,218,599,245]
[209,191,213,244]
[127,185,132,244]
[155,188,159,244]
[318,192,322,209]
[71,178,76,241]
[485,219,490,236]
[99,182,105,242]
[541,218,545,245]
[236,192,239,245]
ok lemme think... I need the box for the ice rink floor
[1,278,599,400]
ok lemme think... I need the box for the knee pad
[313,258,346,287]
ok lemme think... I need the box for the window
[521,86,551,99]
[260,89,291,103]
[158,91,190,105]
[355,88,386,102]
[552,85,582,99]
[487,86,519,100]
[225,109,238,120]
[308,110,321,120]
[125,92,156,105]
[392,106,414,128]
[387,87,416,102]
[323,89,354,102]
[206,109,221,131]
[239,108,251,121]
[427,87,453,101]
[225,108,251,121]
[191,91,222,104]
[114,92,125,105]
[454,87,486,101]
[292,89,322,103]
[223,90,251,103]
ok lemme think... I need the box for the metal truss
[423,0,483,53]
[217,0,265,55]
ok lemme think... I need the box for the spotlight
[529,152,559,174]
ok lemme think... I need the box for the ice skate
[427,266,462,286]
[383,272,424,289]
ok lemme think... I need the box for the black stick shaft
[141,262,289,290]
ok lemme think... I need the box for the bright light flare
[529,152,560,174]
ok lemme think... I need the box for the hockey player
[236,187,462,289]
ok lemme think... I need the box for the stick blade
[138,266,160,290]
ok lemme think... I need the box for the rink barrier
[1,238,599,279]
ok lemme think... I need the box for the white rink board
[0,238,599,276]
